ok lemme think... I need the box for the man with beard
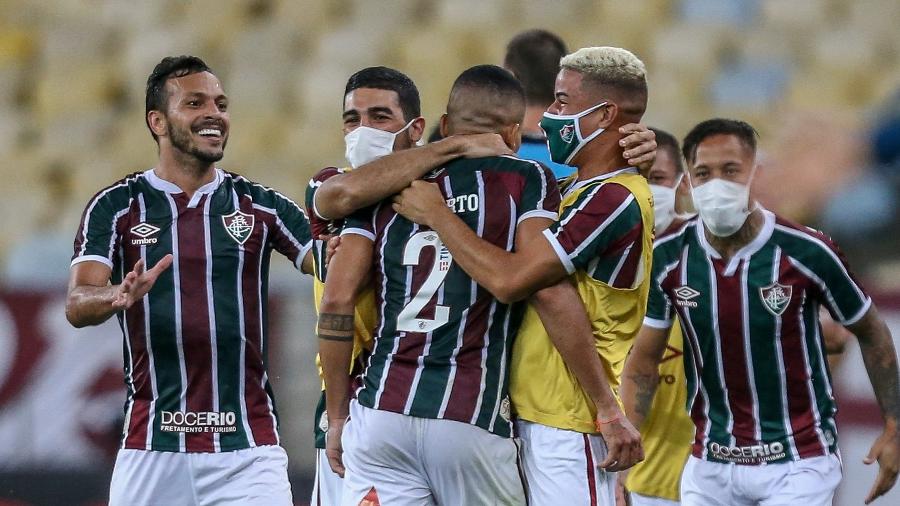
[66,55,313,505]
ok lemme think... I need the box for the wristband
[595,414,620,432]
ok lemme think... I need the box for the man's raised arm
[313,134,511,220]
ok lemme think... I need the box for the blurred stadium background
[0,0,899,504]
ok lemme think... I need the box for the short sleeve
[341,205,377,242]
[306,167,346,224]
[71,194,120,269]
[266,190,313,269]
[542,182,642,274]
[517,161,560,224]
[644,245,677,329]
[805,233,871,325]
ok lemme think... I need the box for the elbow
[65,301,86,328]
[492,278,529,305]
[321,182,365,220]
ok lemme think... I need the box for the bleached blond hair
[560,46,646,82]
[560,46,647,113]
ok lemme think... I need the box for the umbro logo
[130,222,160,245]
[674,285,700,308]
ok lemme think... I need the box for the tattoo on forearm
[318,313,354,342]
[629,373,659,420]
[860,337,900,422]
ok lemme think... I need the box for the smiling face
[150,71,229,164]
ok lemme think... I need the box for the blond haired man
[395,46,655,505]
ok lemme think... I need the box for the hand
[619,124,657,172]
[392,180,448,227]
[615,472,631,506]
[325,417,347,478]
[112,255,173,310]
[864,427,900,504]
[597,410,644,472]
[454,133,514,159]
[322,234,340,268]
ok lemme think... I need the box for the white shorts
[108,445,293,506]
[340,400,526,506]
[313,448,343,506]
[680,454,841,506]
[516,419,615,506]
[630,492,679,506]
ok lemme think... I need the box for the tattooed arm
[318,234,374,477]
[621,324,671,431]
[847,305,900,504]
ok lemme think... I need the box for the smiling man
[66,55,313,506]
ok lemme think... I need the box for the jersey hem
[71,255,114,269]
[643,316,673,329]
[340,227,376,241]
[541,229,576,274]
[841,296,872,326]
[514,408,597,434]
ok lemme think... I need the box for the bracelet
[595,414,620,431]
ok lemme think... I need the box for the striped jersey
[305,166,377,449]
[342,155,559,437]
[510,168,654,433]
[644,209,871,464]
[72,168,313,453]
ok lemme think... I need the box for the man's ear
[408,117,426,144]
[147,110,167,138]
[502,123,521,152]
[439,113,449,138]
[594,102,618,130]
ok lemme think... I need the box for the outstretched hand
[112,255,173,310]
[864,427,900,504]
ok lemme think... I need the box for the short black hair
[682,118,759,164]
[344,66,421,122]
[504,29,567,107]
[145,55,213,142]
[447,65,526,130]
[650,127,684,173]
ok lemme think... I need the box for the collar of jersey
[145,168,224,207]
[564,166,638,196]
[695,206,775,277]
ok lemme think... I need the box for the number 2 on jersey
[396,231,452,333]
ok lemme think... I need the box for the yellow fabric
[510,172,654,433]
[625,322,694,501]
[313,261,377,390]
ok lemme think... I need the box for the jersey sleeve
[260,188,313,270]
[306,168,345,281]
[542,182,642,274]
[71,193,121,269]
[805,233,871,325]
[517,161,560,224]
[644,243,677,329]
[340,205,377,242]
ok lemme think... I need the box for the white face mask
[650,175,683,234]
[344,119,414,168]
[690,177,753,237]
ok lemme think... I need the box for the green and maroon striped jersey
[342,155,560,437]
[306,166,347,283]
[645,209,870,464]
[72,168,312,453]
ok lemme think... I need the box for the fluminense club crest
[222,210,255,244]
[559,124,575,144]
[759,282,792,316]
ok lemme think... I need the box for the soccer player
[622,128,694,506]
[621,118,900,505]
[305,66,509,505]
[65,56,312,506]
[319,64,576,505]
[394,46,654,505]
